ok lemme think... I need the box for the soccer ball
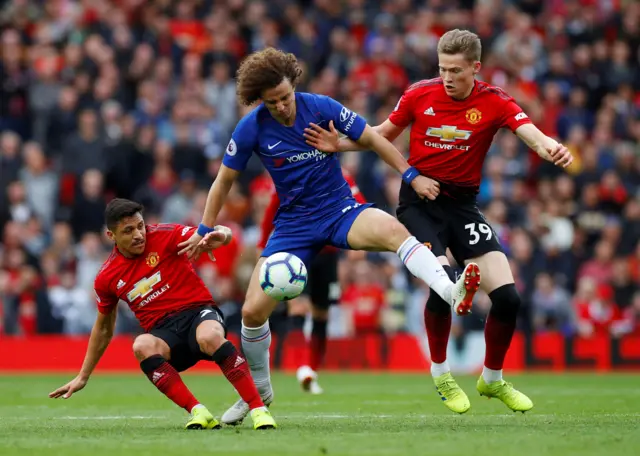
[259,252,308,301]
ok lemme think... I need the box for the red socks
[424,308,452,364]
[308,319,327,371]
[140,355,200,412]
[213,341,264,410]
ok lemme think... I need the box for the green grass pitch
[1,372,638,456]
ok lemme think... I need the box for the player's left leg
[287,296,310,375]
[343,207,480,314]
[220,258,279,425]
[296,304,328,395]
[191,308,276,429]
[447,203,533,413]
[468,252,533,412]
[222,224,320,425]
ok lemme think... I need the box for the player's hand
[548,143,573,168]
[49,375,88,399]
[196,230,229,261]
[178,232,203,259]
[411,175,440,200]
[303,121,340,153]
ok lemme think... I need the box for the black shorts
[149,305,226,372]
[303,250,340,310]
[396,182,503,265]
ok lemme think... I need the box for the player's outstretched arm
[49,309,117,399]
[515,124,574,168]
[178,165,240,258]
[304,120,404,153]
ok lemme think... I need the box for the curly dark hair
[236,48,303,106]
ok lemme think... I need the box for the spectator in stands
[0,0,637,340]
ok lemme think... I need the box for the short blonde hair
[437,29,482,62]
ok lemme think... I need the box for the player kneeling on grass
[49,198,276,430]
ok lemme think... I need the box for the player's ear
[105,228,115,242]
[473,61,481,74]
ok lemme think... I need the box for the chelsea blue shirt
[223,92,367,221]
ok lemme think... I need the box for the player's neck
[275,105,297,127]
[116,245,135,259]
[451,81,476,101]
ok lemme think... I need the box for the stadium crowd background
[0,0,639,345]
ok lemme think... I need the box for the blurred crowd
[1,0,639,341]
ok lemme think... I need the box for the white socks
[397,236,453,303]
[241,321,272,394]
[482,366,503,383]
[430,361,450,378]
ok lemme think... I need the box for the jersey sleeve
[497,99,532,132]
[94,274,118,315]
[388,90,415,128]
[168,224,197,253]
[257,191,279,249]
[317,95,367,142]
[222,113,258,171]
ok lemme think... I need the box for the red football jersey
[94,224,215,331]
[257,169,366,249]
[388,78,532,189]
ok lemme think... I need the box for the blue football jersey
[222,93,367,220]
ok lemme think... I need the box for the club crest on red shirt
[146,252,159,267]
[465,108,482,124]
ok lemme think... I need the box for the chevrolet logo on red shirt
[127,271,162,301]
[426,125,472,142]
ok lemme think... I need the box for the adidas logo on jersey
[234,356,245,368]
[424,107,436,116]
[152,371,165,384]
[117,280,126,289]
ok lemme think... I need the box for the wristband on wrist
[402,167,420,185]
[197,223,216,237]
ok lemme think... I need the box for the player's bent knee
[375,218,411,251]
[242,302,271,328]
[132,334,168,361]
[196,322,226,356]
[488,283,521,321]
[242,280,278,327]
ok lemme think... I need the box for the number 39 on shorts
[465,223,492,245]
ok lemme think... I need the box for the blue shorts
[262,199,373,267]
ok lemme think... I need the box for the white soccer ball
[259,252,308,301]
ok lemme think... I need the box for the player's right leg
[132,334,219,429]
[221,257,279,425]
[344,207,480,315]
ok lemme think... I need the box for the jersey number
[465,223,492,245]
